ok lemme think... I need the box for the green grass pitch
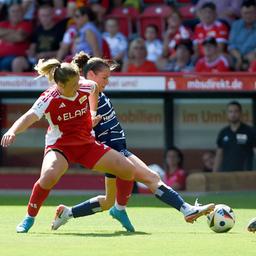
[0,192,255,256]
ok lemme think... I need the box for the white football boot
[51,204,72,230]
[184,199,215,223]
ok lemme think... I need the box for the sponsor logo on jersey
[79,95,87,104]
[59,102,66,108]
[57,106,88,121]
[102,111,115,121]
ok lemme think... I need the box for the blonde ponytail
[35,58,79,85]
[34,58,61,82]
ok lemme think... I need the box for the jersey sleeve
[30,91,52,119]
[79,76,97,94]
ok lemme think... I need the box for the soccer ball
[207,204,235,233]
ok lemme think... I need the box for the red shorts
[45,141,111,169]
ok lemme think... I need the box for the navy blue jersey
[94,92,126,147]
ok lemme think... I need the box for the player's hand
[92,115,102,127]
[1,131,16,147]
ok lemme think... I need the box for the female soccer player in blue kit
[51,51,215,232]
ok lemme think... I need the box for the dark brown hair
[72,51,119,77]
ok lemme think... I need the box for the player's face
[227,105,241,124]
[88,68,111,92]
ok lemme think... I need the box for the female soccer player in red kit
[49,52,215,233]
[1,57,214,233]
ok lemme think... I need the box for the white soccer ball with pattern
[207,204,235,233]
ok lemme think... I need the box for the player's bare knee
[40,171,60,189]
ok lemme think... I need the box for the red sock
[27,180,50,217]
[116,177,134,206]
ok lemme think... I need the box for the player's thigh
[93,149,135,180]
[40,150,68,182]
[128,154,160,185]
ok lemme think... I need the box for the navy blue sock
[155,185,184,210]
[72,198,102,218]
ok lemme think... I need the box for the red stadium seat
[108,7,140,37]
[141,4,173,16]
[137,5,173,39]
[179,4,195,20]
[106,14,132,37]
[110,6,139,22]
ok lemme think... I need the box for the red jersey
[194,21,229,55]
[163,168,186,190]
[0,20,33,57]
[195,55,230,72]
[167,25,191,56]
[127,60,157,73]
[31,77,96,147]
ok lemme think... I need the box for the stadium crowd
[0,0,255,73]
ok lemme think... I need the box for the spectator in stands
[163,147,187,191]
[0,2,33,71]
[102,17,128,65]
[57,6,102,61]
[144,24,163,63]
[195,37,230,72]
[193,2,229,58]
[213,101,256,172]
[162,11,191,60]
[228,0,256,71]
[122,37,158,72]
[201,150,215,172]
[159,39,194,72]
[12,4,66,72]
[88,0,108,31]
[195,0,243,25]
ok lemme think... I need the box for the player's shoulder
[39,86,60,102]
[79,76,97,93]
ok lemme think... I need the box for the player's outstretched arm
[1,109,39,147]
[89,83,102,127]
